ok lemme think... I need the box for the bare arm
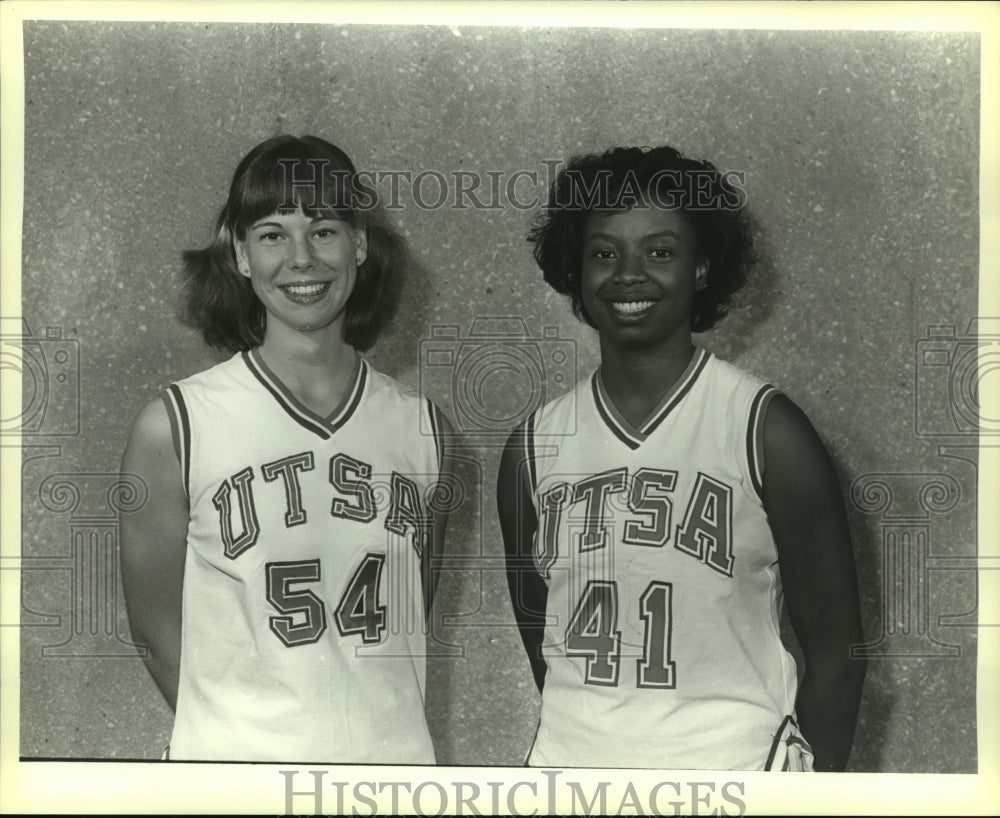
[762,394,867,772]
[119,397,189,712]
[497,425,549,692]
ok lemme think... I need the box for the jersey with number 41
[523,348,807,770]
[160,349,445,763]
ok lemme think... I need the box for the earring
[356,255,362,264]
[242,266,250,275]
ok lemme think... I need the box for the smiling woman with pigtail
[120,135,454,763]
[498,145,866,772]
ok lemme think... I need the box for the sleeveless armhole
[425,399,447,478]
[764,714,815,771]
[523,410,537,500]
[746,385,780,503]
[160,384,191,499]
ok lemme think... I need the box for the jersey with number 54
[161,350,446,763]
[524,348,805,769]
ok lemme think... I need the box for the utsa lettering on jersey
[120,135,455,763]
[160,352,445,761]
[522,350,803,769]
[499,145,866,771]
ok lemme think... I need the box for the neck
[258,324,357,387]
[598,338,697,410]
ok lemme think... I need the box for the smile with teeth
[610,299,656,315]
[278,281,332,303]
[281,282,329,296]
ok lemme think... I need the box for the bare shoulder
[130,395,172,437]
[761,391,851,562]
[121,396,184,509]
[761,392,840,482]
[123,396,174,465]
[763,392,825,451]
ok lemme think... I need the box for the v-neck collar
[242,347,368,441]
[592,347,710,450]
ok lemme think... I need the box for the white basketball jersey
[524,348,811,770]
[160,349,444,763]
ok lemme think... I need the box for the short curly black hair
[180,135,407,353]
[528,145,754,333]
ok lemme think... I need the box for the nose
[286,235,316,271]
[613,252,646,284]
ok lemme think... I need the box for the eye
[650,247,673,259]
[311,221,343,242]
[591,249,617,260]
[257,231,284,243]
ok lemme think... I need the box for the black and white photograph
[1,0,997,814]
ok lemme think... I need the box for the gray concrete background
[15,21,981,773]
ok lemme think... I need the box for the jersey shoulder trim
[160,384,191,498]
[523,410,538,498]
[746,384,781,501]
[425,399,448,474]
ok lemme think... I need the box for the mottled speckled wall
[17,20,980,774]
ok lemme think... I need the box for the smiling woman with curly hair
[500,143,866,773]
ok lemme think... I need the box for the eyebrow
[584,230,684,242]
[250,215,342,230]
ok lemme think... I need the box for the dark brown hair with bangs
[180,135,406,352]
